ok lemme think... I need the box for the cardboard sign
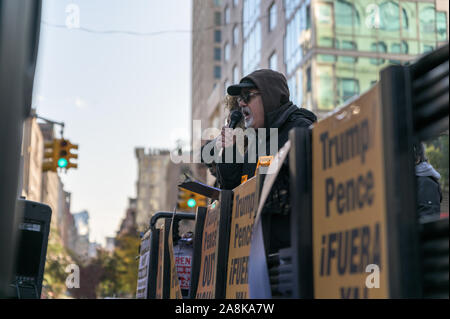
[155,224,165,299]
[312,84,389,298]
[169,219,182,299]
[195,201,220,299]
[136,231,151,299]
[226,176,258,299]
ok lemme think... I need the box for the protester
[414,142,442,220]
[215,69,317,252]
[215,69,316,189]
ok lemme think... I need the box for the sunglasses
[237,91,260,104]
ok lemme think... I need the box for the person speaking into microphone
[214,69,317,191]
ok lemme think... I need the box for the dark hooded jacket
[216,69,317,190]
[416,161,442,219]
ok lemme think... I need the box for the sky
[33,0,193,245]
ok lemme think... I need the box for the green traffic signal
[58,158,68,168]
[187,198,196,208]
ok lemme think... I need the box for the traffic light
[57,139,78,170]
[42,138,78,172]
[177,188,207,211]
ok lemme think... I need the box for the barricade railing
[136,211,195,299]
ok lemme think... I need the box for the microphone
[228,110,243,129]
[217,110,243,158]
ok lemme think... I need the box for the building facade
[192,0,224,139]
[193,0,449,126]
[21,115,44,202]
[73,210,90,263]
[135,148,172,231]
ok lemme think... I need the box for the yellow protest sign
[155,224,165,299]
[226,176,258,299]
[195,201,220,299]
[312,84,389,298]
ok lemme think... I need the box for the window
[233,25,239,46]
[334,0,360,27]
[338,40,357,63]
[215,12,221,26]
[390,41,408,54]
[389,41,408,64]
[224,42,230,62]
[269,2,277,31]
[370,42,387,65]
[242,0,261,76]
[419,4,436,34]
[401,2,417,39]
[214,30,221,42]
[285,5,304,74]
[337,78,360,105]
[306,66,311,92]
[225,6,230,25]
[318,37,335,48]
[421,43,435,54]
[317,65,333,110]
[214,48,221,61]
[233,65,239,83]
[306,4,311,30]
[379,1,408,31]
[437,11,448,42]
[214,0,221,6]
[234,0,239,7]
[214,66,221,79]
[288,76,297,105]
[284,0,301,19]
[269,52,277,71]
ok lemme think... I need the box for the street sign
[226,176,258,299]
[312,84,389,298]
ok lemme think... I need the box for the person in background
[414,142,442,220]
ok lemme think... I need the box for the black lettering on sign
[319,223,381,277]
[228,256,249,285]
[233,224,253,248]
[234,193,256,219]
[205,207,219,227]
[320,118,370,171]
[202,253,216,287]
[235,291,247,299]
[203,230,217,250]
[325,170,375,218]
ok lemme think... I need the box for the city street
[0,0,448,304]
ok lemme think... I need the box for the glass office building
[284,0,448,114]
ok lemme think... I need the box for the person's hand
[216,126,236,149]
